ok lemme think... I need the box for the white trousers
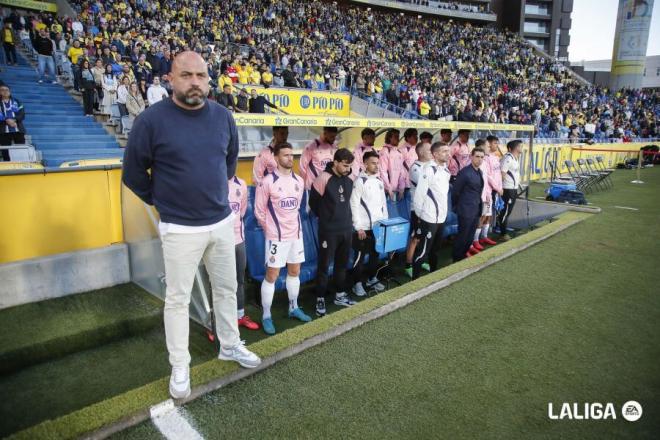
[161,220,240,367]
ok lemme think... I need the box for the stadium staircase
[0,52,123,167]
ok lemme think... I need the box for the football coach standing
[452,146,485,261]
[122,51,261,400]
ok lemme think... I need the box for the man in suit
[452,146,485,262]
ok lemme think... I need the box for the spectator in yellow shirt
[261,68,273,87]
[419,100,431,117]
[219,71,233,92]
[249,69,261,85]
[67,40,85,91]
[237,66,249,84]
[2,23,17,65]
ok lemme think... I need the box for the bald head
[172,51,205,73]
[170,51,209,110]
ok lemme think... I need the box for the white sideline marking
[150,400,204,440]
[613,206,639,211]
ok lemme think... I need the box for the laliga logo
[548,401,642,421]
[279,197,299,210]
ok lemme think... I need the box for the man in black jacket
[33,29,57,84]
[309,148,356,316]
[248,88,282,114]
[452,146,485,262]
[146,46,162,77]
[216,84,237,112]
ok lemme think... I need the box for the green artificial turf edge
[8,209,591,440]
[0,314,162,376]
[0,284,163,375]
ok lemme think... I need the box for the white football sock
[261,280,275,320]
[286,275,300,312]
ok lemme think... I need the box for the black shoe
[315,297,326,317]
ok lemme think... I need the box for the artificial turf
[115,167,660,439]
[0,284,162,375]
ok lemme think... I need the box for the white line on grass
[613,206,639,211]
[150,400,204,440]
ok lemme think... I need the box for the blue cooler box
[546,182,577,199]
[373,217,410,253]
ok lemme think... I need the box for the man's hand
[388,190,395,201]
[498,189,503,196]
[6,119,16,128]
[357,229,366,240]
[398,188,405,201]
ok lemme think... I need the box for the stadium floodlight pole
[631,149,644,184]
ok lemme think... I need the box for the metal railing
[0,144,41,162]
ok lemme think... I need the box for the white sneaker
[169,365,191,399]
[352,282,367,297]
[218,340,262,368]
[367,277,386,292]
[334,292,356,307]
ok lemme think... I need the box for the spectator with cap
[236,88,249,112]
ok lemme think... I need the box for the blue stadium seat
[443,187,459,238]
[398,190,412,221]
[386,198,400,218]
[0,55,124,165]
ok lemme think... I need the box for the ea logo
[300,96,311,109]
[621,401,642,422]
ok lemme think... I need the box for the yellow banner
[519,143,643,181]
[241,86,350,117]
[232,113,535,132]
[0,0,57,12]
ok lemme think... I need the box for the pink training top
[448,141,471,176]
[379,144,406,193]
[398,142,418,188]
[299,138,337,190]
[254,169,304,241]
[252,143,277,185]
[350,143,376,181]
[482,152,503,196]
[479,162,493,203]
[228,176,248,244]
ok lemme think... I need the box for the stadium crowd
[2,0,658,140]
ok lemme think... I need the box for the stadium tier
[0,0,658,166]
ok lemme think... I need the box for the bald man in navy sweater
[122,51,261,400]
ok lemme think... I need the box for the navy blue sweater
[122,98,239,226]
